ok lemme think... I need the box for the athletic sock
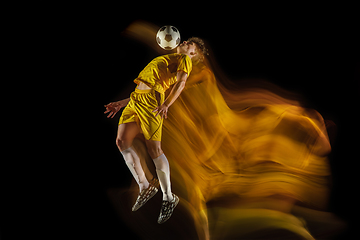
[153,154,174,201]
[121,146,149,192]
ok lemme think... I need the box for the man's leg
[116,122,149,192]
[145,139,179,224]
[145,140,173,201]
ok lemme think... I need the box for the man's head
[177,37,208,62]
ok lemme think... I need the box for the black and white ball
[156,25,181,50]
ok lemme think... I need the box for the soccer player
[104,37,208,224]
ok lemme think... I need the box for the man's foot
[132,178,159,212]
[157,193,179,224]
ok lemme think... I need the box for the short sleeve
[177,54,192,75]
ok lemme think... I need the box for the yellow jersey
[134,53,192,94]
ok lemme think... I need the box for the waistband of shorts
[135,88,154,94]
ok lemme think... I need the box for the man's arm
[153,71,188,119]
[104,98,130,118]
[164,71,188,107]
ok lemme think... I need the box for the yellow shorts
[119,88,165,141]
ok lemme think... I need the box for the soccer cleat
[157,194,179,224]
[132,178,159,212]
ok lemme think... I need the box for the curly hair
[187,37,209,61]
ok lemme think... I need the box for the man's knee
[147,144,163,159]
[116,136,131,152]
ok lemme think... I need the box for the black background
[24,5,358,239]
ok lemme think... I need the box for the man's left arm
[153,71,188,119]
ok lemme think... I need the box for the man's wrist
[163,100,170,108]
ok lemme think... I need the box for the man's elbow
[178,79,186,90]
[177,71,188,82]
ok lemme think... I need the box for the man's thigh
[117,122,141,149]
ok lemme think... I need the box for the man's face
[177,41,197,58]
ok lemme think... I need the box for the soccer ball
[156,25,181,50]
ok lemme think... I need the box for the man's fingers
[107,111,114,118]
[153,107,160,117]
[153,106,168,119]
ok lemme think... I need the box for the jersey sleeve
[177,54,192,75]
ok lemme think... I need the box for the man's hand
[152,104,169,119]
[104,99,129,118]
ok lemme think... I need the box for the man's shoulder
[154,53,190,63]
[157,53,189,58]
[157,53,180,58]
[151,53,176,62]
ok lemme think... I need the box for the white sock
[121,147,149,192]
[153,154,174,201]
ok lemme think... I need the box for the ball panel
[165,34,173,42]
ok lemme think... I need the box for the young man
[104,37,208,224]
